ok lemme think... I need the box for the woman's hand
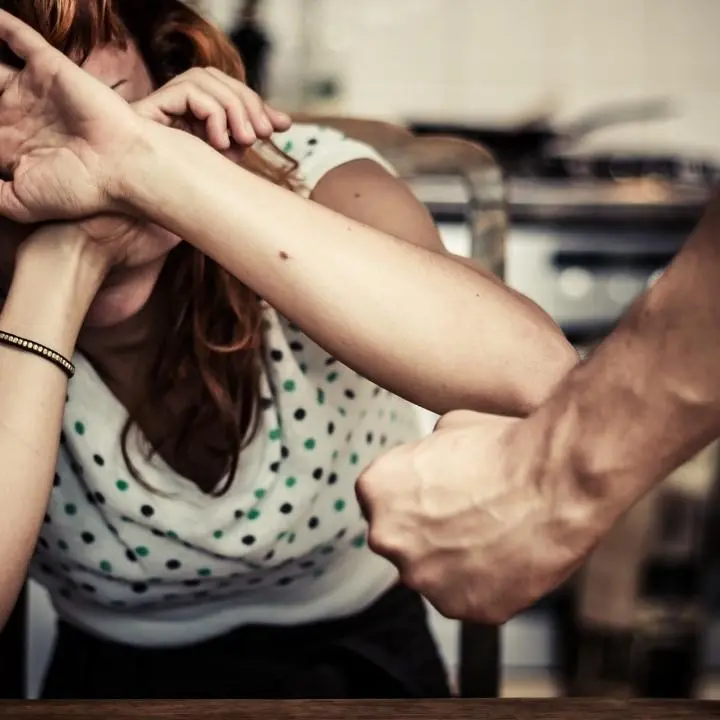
[133,67,291,151]
[0,10,148,223]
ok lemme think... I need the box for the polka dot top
[30,124,423,647]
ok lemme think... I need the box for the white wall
[205,0,720,158]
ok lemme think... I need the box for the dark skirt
[42,584,451,699]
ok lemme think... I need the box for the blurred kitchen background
[20,0,720,700]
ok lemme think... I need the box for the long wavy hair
[0,0,297,495]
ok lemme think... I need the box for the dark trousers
[42,585,451,699]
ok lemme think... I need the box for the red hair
[0,0,296,494]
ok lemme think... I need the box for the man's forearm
[522,194,720,535]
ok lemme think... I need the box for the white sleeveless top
[29,124,423,647]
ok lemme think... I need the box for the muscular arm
[0,230,103,626]
[122,131,577,417]
[516,193,720,541]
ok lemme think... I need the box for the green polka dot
[282,140,294,153]
[283,379,296,392]
[64,503,77,516]
[100,560,112,573]
[58,540,69,551]
[300,363,308,375]
[269,428,281,441]
[287,532,296,544]
[334,499,346,512]
[277,532,286,540]
[285,476,297,488]
[213,530,224,540]
[352,534,366,548]
[338,407,347,417]
[312,568,325,578]
[350,453,359,465]
[116,479,129,492]
[135,546,149,558]
[198,568,212,577]
[248,508,261,520]
[254,488,266,499]
[332,450,339,460]
[317,388,325,405]
[390,411,398,422]
[166,531,179,540]
[74,421,85,436]
[304,438,316,451]
[326,371,339,383]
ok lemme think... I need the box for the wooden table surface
[0,699,718,720]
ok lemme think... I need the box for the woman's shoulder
[271,123,396,196]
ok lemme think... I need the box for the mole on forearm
[278,251,289,260]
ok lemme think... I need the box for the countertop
[0,699,719,720]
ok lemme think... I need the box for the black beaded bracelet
[0,331,75,379]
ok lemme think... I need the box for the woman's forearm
[121,129,577,416]
[0,230,103,627]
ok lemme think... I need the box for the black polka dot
[277,577,293,586]
[325,356,337,366]
[140,505,155,518]
[312,467,324,480]
[182,541,194,550]
[183,579,201,588]
[151,529,165,538]
[70,460,83,475]
[289,341,304,352]
[234,509,245,519]
[280,503,293,515]
[108,525,119,535]
[53,474,61,487]
[308,516,320,530]
[336,528,347,539]
[59,432,67,446]
[327,422,335,435]
[242,535,256,546]
[40,563,54,575]
[166,559,181,570]
[38,537,49,549]
[321,546,334,555]
[86,491,96,505]
[121,516,133,523]
[43,514,51,525]
[81,532,95,544]
[327,473,338,485]
[373,386,381,397]
[93,454,105,467]
[131,582,148,594]
[261,397,273,410]
[264,550,275,561]
[294,408,307,421]
[308,137,318,146]
[270,349,283,362]
[299,560,315,569]
[126,550,137,562]
[344,389,356,400]
[380,434,387,446]
[281,445,290,459]
[81,583,96,594]
[94,492,105,505]
[366,432,374,445]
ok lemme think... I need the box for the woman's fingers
[205,67,292,134]
[0,10,49,61]
[0,62,17,91]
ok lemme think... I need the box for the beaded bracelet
[0,330,75,379]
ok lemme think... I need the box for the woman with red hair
[0,0,576,699]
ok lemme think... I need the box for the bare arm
[121,132,577,417]
[521,193,720,532]
[0,230,103,626]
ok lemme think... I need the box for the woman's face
[0,40,182,328]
